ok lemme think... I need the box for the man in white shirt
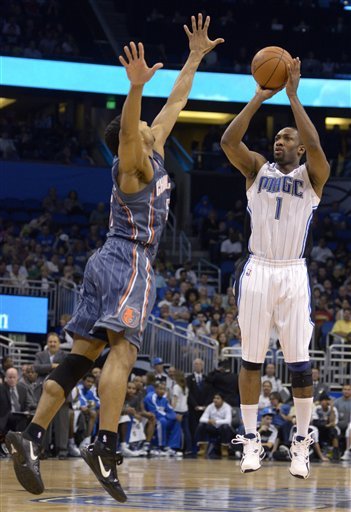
[196,393,233,458]
[220,228,242,261]
[261,363,290,402]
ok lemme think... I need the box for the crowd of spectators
[1,348,350,462]
[0,182,350,462]
[0,0,81,61]
[192,123,351,177]
[0,186,350,355]
[130,1,351,77]
[1,0,350,79]
[191,193,351,351]
[0,111,95,166]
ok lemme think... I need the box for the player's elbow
[220,133,230,149]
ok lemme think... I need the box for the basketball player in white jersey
[221,58,330,479]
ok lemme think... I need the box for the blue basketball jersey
[107,151,171,262]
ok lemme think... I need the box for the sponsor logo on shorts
[121,306,140,328]
[246,268,252,276]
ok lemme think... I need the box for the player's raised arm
[151,13,224,157]
[220,87,281,186]
[286,58,330,197]
[118,42,163,181]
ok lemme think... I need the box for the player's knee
[49,354,95,398]
[241,359,262,371]
[44,378,65,399]
[288,361,312,388]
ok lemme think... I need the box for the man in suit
[206,358,240,407]
[186,358,212,451]
[0,367,35,455]
[33,332,69,458]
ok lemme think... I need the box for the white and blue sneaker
[232,432,265,473]
[289,433,314,479]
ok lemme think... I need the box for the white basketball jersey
[246,162,320,260]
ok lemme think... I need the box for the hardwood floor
[0,457,350,511]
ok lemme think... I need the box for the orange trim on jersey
[115,190,136,239]
[148,191,155,245]
[140,258,152,334]
[118,245,137,309]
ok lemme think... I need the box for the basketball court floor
[0,457,350,512]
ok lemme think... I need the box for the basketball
[251,46,293,89]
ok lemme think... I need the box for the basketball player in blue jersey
[6,14,224,502]
[221,58,330,479]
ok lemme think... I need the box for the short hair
[104,115,121,156]
[83,372,94,381]
[270,391,281,401]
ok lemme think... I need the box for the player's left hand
[184,13,224,56]
[286,57,301,97]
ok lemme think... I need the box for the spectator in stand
[175,261,197,286]
[261,363,290,402]
[269,392,292,445]
[186,358,211,452]
[42,187,62,213]
[0,368,36,452]
[89,202,108,227]
[218,332,230,355]
[312,392,340,460]
[63,190,84,215]
[200,210,220,258]
[7,262,28,291]
[206,359,239,407]
[219,311,239,341]
[169,292,191,323]
[0,357,14,384]
[220,228,242,262]
[33,333,69,459]
[0,260,11,284]
[119,381,150,457]
[152,358,168,385]
[196,393,233,458]
[258,380,273,411]
[171,370,192,455]
[0,131,18,159]
[193,195,213,235]
[77,373,100,449]
[331,307,351,340]
[199,273,216,299]
[19,366,42,409]
[311,238,335,264]
[144,382,182,456]
[184,288,200,316]
[334,383,351,453]
[312,367,330,402]
[257,408,278,459]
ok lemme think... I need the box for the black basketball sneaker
[80,441,126,502]
[5,431,44,494]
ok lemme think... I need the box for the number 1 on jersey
[275,196,283,220]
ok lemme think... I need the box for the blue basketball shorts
[65,237,156,350]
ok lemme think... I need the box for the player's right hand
[119,42,163,85]
[255,84,284,101]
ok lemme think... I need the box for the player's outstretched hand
[286,57,301,98]
[119,42,163,86]
[184,13,224,56]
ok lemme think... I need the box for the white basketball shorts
[234,255,314,363]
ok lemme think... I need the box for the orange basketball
[251,46,293,90]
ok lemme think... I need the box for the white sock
[294,397,313,438]
[240,404,258,435]
[120,442,127,449]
